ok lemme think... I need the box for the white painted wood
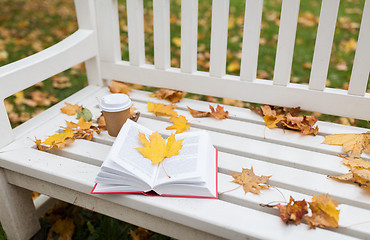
[153,0,171,70]
[101,62,370,120]
[309,0,340,91]
[180,0,198,73]
[209,0,230,77]
[0,30,96,98]
[95,0,121,63]
[126,0,146,66]
[0,169,40,240]
[240,0,263,82]
[348,0,370,96]
[273,0,301,86]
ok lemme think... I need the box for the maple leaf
[147,101,177,117]
[136,132,183,164]
[187,106,211,118]
[322,132,370,157]
[330,168,370,187]
[263,115,285,129]
[276,196,308,225]
[149,88,184,103]
[209,105,229,120]
[166,115,190,134]
[60,102,82,115]
[43,129,75,149]
[305,194,341,229]
[108,80,131,95]
[230,167,271,194]
[65,117,93,130]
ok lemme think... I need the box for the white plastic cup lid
[99,94,132,112]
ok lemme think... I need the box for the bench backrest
[96,0,370,120]
[0,0,369,147]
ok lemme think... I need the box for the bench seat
[0,85,369,239]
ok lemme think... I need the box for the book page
[103,120,158,187]
[154,131,206,186]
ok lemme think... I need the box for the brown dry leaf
[342,157,370,170]
[147,101,177,117]
[305,194,341,229]
[276,196,308,225]
[230,167,271,194]
[222,98,244,108]
[253,105,319,136]
[108,80,131,95]
[60,102,82,116]
[136,132,183,164]
[97,115,107,130]
[322,132,370,157]
[187,106,211,118]
[209,104,229,120]
[149,88,184,103]
[166,115,190,134]
[330,168,370,187]
[52,76,72,89]
[47,217,75,240]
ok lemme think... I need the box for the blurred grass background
[0,0,368,239]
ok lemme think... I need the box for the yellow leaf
[227,60,240,72]
[147,101,177,117]
[60,102,82,115]
[14,91,25,105]
[43,129,74,149]
[165,133,184,158]
[166,115,190,134]
[136,132,183,164]
[149,88,184,103]
[47,218,75,240]
[263,115,285,129]
[322,132,370,157]
[172,37,181,47]
[342,157,370,170]
[305,194,341,229]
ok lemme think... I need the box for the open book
[91,120,218,199]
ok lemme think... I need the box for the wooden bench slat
[209,0,230,77]
[273,0,300,86]
[348,0,370,96]
[126,0,146,66]
[309,0,340,91]
[180,0,198,73]
[153,0,171,70]
[240,0,263,82]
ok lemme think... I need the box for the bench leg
[0,169,40,240]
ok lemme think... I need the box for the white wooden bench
[1,0,370,239]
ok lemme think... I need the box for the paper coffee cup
[99,94,132,137]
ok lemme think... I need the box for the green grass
[0,0,369,238]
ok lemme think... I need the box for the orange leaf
[60,102,82,115]
[147,101,177,117]
[276,196,308,225]
[230,167,271,194]
[209,104,229,119]
[166,115,190,134]
[150,88,184,103]
[187,106,211,118]
[108,80,131,95]
[305,194,341,229]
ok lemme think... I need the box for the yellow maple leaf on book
[136,132,183,164]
